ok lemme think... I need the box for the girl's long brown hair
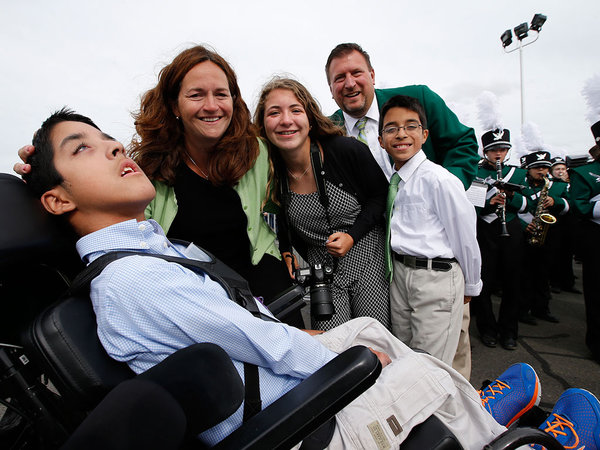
[253,77,344,206]
[129,45,258,186]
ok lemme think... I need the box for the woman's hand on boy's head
[14,145,35,176]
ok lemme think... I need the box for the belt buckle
[404,255,417,269]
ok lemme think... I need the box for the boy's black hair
[24,107,100,198]
[379,95,428,136]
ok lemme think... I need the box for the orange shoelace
[541,413,583,449]
[479,379,511,409]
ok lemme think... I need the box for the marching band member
[569,74,600,362]
[471,92,527,350]
[548,156,579,294]
[518,146,570,325]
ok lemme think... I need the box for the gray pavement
[470,261,600,410]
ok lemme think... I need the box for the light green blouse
[145,139,281,265]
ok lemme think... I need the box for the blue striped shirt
[76,219,337,445]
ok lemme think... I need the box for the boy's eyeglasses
[382,124,422,135]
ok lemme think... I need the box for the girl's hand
[325,232,354,257]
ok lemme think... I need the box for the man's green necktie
[385,172,401,282]
[356,117,368,145]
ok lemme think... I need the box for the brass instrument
[528,176,557,246]
[495,159,510,237]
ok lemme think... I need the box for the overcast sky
[1,0,599,174]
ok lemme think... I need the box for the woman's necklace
[287,165,310,181]
[186,152,209,179]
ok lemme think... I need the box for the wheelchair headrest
[0,173,81,342]
[0,173,79,268]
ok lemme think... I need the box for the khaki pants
[390,260,464,366]
[452,304,472,381]
[314,318,506,449]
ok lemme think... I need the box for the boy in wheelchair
[21,108,600,449]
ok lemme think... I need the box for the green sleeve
[407,86,479,189]
[549,182,569,214]
[570,167,597,218]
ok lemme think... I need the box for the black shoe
[481,334,497,348]
[500,337,517,350]
[562,286,582,294]
[532,312,560,323]
[518,313,538,326]
[551,286,562,294]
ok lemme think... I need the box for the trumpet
[495,159,510,237]
[528,176,557,246]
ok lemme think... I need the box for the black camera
[295,264,335,321]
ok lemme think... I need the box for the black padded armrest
[401,415,463,449]
[213,345,381,450]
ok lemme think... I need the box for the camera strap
[309,141,334,236]
[309,141,338,273]
[69,242,274,422]
[279,140,338,272]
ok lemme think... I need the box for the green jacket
[145,139,281,265]
[330,85,479,189]
[570,160,600,223]
[476,162,528,222]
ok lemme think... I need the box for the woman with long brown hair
[127,46,298,317]
[17,45,300,321]
[255,77,390,330]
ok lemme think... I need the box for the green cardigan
[330,85,479,189]
[145,139,281,265]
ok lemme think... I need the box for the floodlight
[530,14,547,32]
[514,23,529,40]
[500,30,513,48]
[501,13,547,125]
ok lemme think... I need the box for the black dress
[278,136,390,330]
[287,181,390,330]
[167,164,296,314]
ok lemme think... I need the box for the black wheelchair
[0,173,564,449]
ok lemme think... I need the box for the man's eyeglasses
[382,124,422,136]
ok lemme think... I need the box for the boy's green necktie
[385,172,401,282]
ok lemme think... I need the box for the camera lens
[310,284,335,321]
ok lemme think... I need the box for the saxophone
[527,176,557,246]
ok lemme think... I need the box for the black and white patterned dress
[287,180,390,330]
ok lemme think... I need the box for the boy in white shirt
[380,95,482,366]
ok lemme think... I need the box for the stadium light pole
[500,14,547,125]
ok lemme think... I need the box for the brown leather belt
[393,253,456,272]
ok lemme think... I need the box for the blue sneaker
[530,388,600,450]
[479,362,541,427]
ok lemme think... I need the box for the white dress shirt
[342,101,395,179]
[389,151,482,296]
